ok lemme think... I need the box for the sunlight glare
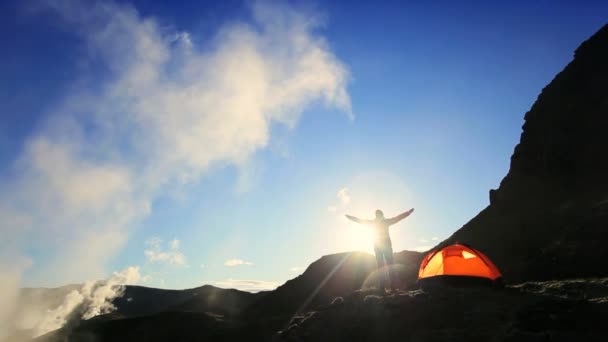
[343,224,375,254]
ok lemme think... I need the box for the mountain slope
[113,284,264,318]
[438,24,608,283]
[243,250,423,319]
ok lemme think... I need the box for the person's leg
[374,246,386,290]
[384,245,397,291]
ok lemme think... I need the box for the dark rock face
[279,279,608,342]
[439,24,608,283]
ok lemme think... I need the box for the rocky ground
[278,278,608,342]
[23,279,608,342]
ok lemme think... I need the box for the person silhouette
[345,208,414,292]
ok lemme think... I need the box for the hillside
[113,285,264,318]
[243,250,422,318]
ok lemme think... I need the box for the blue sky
[1,0,607,291]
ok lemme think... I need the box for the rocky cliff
[440,24,608,283]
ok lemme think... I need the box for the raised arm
[386,208,414,226]
[345,215,372,225]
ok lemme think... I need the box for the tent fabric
[418,243,502,282]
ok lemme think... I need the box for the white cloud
[204,279,278,292]
[145,237,162,250]
[418,238,429,243]
[327,187,351,215]
[289,266,305,273]
[169,238,180,250]
[144,237,187,266]
[431,236,439,241]
[224,259,254,267]
[412,245,432,252]
[337,187,351,204]
[144,250,186,266]
[0,0,350,334]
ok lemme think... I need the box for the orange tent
[418,243,502,288]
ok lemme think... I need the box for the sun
[343,224,375,254]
